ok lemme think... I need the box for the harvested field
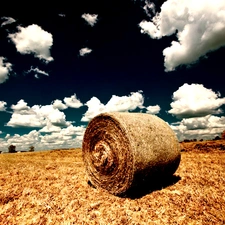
[0,142,225,224]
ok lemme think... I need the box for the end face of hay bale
[82,114,134,195]
[82,112,181,196]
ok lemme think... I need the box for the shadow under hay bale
[82,112,181,196]
[88,175,181,199]
[123,175,181,199]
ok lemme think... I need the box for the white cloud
[168,83,225,118]
[64,94,83,108]
[6,130,40,145]
[7,100,70,128]
[81,97,105,122]
[81,13,98,26]
[0,57,12,84]
[0,101,7,111]
[171,115,225,141]
[8,24,53,63]
[39,121,61,133]
[58,14,66,17]
[81,91,145,122]
[34,105,70,127]
[79,47,92,56]
[0,124,85,152]
[52,99,68,110]
[139,0,225,71]
[143,1,155,17]
[7,114,45,128]
[1,17,16,27]
[11,99,30,111]
[60,125,85,137]
[26,66,49,78]
[146,105,160,114]
[105,91,145,112]
[39,124,85,150]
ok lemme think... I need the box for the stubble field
[0,140,225,224]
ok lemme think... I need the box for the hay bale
[82,112,181,195]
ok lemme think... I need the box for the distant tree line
[8,145,16,153]
[7,145,35,153]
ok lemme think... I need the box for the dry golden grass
[0,143,225,224]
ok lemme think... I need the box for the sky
[0,0,225,152]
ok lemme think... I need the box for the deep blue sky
[0,0,225,151]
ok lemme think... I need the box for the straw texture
[82,112,181,195]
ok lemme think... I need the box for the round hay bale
[82,112,181,196]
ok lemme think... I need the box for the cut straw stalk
[82,112,181,196]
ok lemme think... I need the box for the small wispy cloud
[0,57,12,84]
[81,13,98,26]
[143,0,155,17]
[58,14,66,17]
[26,66,49,78]
[0,101,7,111]
[1,17,16,27]
[79,47,92,56]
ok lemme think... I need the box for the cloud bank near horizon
[0,85,225,151]
[0,91,161,151]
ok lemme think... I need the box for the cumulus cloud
[81,91,145,122]
[26,66,49,78]
[1,17,16,27]
[11,99,30,111]
[81,97,105,122]
[146,104,160,114]
[64,94,83,108]
[7,114,45,128]
[39,131,83,150]
[81,13,98,26]
[0,57,12,84]
[0,101,7,111]
[38,125,85,150]
[60,125,85,137]
[171,115,225,141]
[34,105,70,127]
[39,121,61,133]
[139,0,225,71]
[79,47,92,56]
[8,24,53,63]
[168,83,225,118]
[5,130,40,146]
[52,99,68,110]
[7,100,70,128]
